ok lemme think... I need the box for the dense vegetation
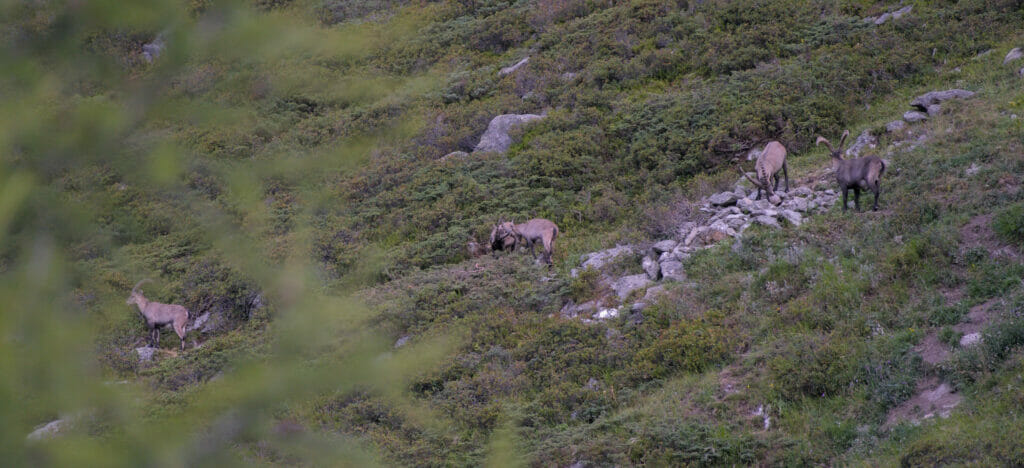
[4,0,1024,465]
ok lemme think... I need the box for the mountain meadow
[3,0,1024,465]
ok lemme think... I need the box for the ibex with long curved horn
[494,218,559,265]
[816,130,887,212]
[737,141,789,205]
[126,279,190,351]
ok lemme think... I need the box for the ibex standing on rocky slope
[494,218,559,265]
[126,279,190,351]
[816,130,887,212]
[737,141,789,205]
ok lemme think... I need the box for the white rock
[846,130,878,158]
[1004,47,1023,65]
[891,5,912,19]
[27,419,69,441]
[911,89,976,110]
[965,163,980,176]
[580,245,634,271]
[593,308,619,321]
[960,332,982,347]
[708,191,740,206]
[499,56,529,76]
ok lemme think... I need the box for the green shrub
[993,202,1024,249]
[767,333,858,400]
[634,316,732,379]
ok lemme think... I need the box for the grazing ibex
[816,130,887,212]
[489,221,518,257]
[495,218,559,265]
[737,141,789,205]
[126,279,190,351]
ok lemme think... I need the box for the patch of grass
[994,201,1024,249]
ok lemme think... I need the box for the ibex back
[737,141,789,205]
[816,130,887,212]
[126,279,190,351]
[494,218,559,265]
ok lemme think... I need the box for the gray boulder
[845,130,877,158]
[660,261,686,282]
[473,113,545,153]
[786,197,809,213]
[904,111,928,123]
[910,89,975,111]
[708,191,740,207]
[753,215,781,228]
[886,120,907,132]
[926,104,942,116]
[642,256,661,281]
[779,210,803,226]
[873,13,891,25]
[610,274,652,300]
[1004,48,1023,65]
[136,346,157,363]
[394,336,410,348]
[651,239,678,255]
[561,300,599,319]
[499,56,529,76]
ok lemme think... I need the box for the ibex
[494,218,559,265]
[816,130,887,212]
[489,222,518,257]
[737,141,789,205]
[126,279,190,351]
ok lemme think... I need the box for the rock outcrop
[473,114,545,153]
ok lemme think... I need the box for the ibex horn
[736,163,763,188]
[132,278,153,293]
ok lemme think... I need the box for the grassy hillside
[3,0,1024,465]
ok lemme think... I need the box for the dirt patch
[960,214,1021,261]
[884,376,962,430]
[954,297,999,336]
[940,287,965,305]
[913,333,951,366]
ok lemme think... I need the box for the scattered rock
[578,245,635,272]
[630,302,647,313]
[926,104,942,116]
[610,274,652,300]
[642,256,661,280]
[593,308,619,321]
[643,285,666,301]
[886,120,906,132]
[660,261,685,282]
[708,191,740,207]
[973,49,993,60]
[903,111,928,123]
[1004,47,1023,65]
[190,312,211,332]
[845,130,878,158]
[439,150,469,161]
[136,346,157,363]
[560,72,579,81]
[498,56,529,76]
[965,163,980,176]
[873,13,891,25]
[910,89,975,111]
[27,419,69,441]
[473,113,545,153]
[891,5,912,19]
[561,300,599,319]
[394,336,410,348]
[142,35,165,63]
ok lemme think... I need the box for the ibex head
[815,130,850,161]
[127,278,152,305]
